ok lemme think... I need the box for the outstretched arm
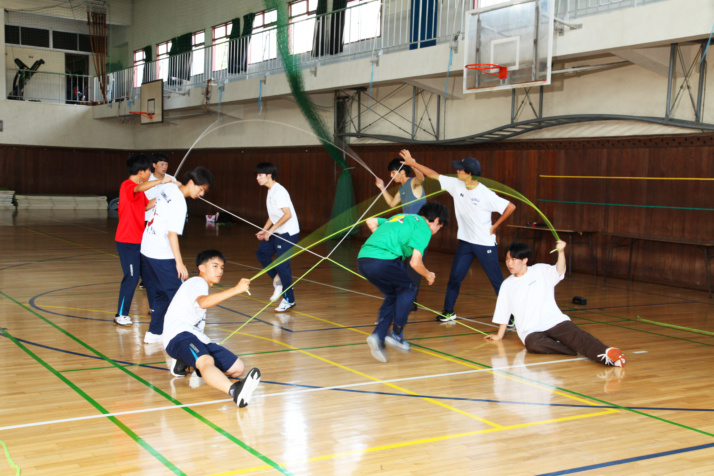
[134,175,174,193]
[555,240,567,276]
[484,324,508,341]
[196,278,251,309]
[399,150,440,180]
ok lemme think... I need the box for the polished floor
[1,210,713,475]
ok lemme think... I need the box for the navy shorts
[166,332,238,373]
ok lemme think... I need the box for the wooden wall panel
[1,133,713,292]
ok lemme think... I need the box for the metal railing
[6,69,98,104]
[5,0,673,104]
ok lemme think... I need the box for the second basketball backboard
[464,0,554,93]
[138,79,164,124]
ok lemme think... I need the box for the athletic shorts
[166,332,238,373]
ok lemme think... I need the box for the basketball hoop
[130,111,154,119]
[465,63,508,79]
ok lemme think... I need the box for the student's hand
[256,230,266,241]
[426,271,435,285]
[556,240,567,252]
[176,263,188,280]
[375,177,385,190]
[399,149,416,166]
[235,278,250,294]
[490,225,497,236]
[160,176,173,184]
[484,334,502,341]
[263,230,271,241]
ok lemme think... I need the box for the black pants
[524,320,609,364]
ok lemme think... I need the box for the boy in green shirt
[357,202,449,362]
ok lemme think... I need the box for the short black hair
[184,166,214,188]
[255,162,278,180]
[505,242,532,260]
[196,249,225,269]
[387,158,412,177]
[127,153,152,175]
[417,202,449,227]
[152,152,169,164]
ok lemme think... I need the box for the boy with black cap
[399,149,515,321]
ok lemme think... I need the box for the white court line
[0,356,584,432]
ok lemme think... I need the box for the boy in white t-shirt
[164,249,261,407]
[141,166,213,344]
[399,149,516,321]
[255,162,300,313]
[485,241,626,367]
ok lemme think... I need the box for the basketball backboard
[138,79,164,124]
[464,0,554,93]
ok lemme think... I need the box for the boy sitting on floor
[164,249,261,407]
[485,241,625,367]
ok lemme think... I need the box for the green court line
[537,199,714,212]
[0,439,21,476]
[0,291,293,476]
[561,306,714,347]
[61,361,168,373]
[0,323,182,475]
[411,342,714,439]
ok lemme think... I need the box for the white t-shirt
[267,182,300,235]
[438,175,510,246]
[163,277,210,347]
[492,263,570,343]
[141,183,187,260]
[144,173,176,221]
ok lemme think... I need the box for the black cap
[452,157,481,176]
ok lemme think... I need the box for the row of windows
[132,0,375,85]
[5,25,92,53]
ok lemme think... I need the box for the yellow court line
[540,175,714,181]
[232,296,605,407]
[22,227,119,258]
[210,327,503,428]
[207,408,620,475]
[32,304,149,319]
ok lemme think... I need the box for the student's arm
[485,324,508,341]
[412,166,425,186]
[555,240,567,276]
[196,278,251,309]
[399,149,440,180]
[256,219,273,241]
[134,175,174,193]
[489,202,516,236]
[145,198,156,211]
[365,217,380,233]
[168,232,188,280]
[375,178,401,208]
[266,207,292,235]
[409,249,435,285]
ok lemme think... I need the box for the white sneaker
[275,298,295,312]
[366,334,388,363]
[144,331,163,344]
[114,314,132,326]
[270,284,283,302]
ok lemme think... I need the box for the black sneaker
[230,368,261,408]
[411,303,418,312]
[139,281,145,290]
[170,358,190,377]
[437,310,456,322]
[508,315,515,328]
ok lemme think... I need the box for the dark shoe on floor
[230,368,261,407]
[436,310,456,322]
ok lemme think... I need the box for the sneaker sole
[114,319,132,326]
[366,335,388,363]
[274,304,295,313]
[385,337,410,353]
[235,368,261,408]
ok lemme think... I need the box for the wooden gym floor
[1,210,713,475]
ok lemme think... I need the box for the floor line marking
[22,227,118,258]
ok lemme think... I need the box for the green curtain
[168,33,193,84]
[312,0,328,57]
[142,45,152,84]
[329,0,348,55]
[325,169,358,239]
[228,17,243,74]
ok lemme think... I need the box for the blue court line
[0,253,102,271]
[565,300,699,313]
[2,332,713,414]
[536,442,714,475]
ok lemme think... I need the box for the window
[473,0,510,7]
[156,40,172,82]
[249,9,277,65]
[212,21,233,71]
[5,25,20,45]
[133,49,145,88]
[192,30,205,76]
[289,0,318,54]
[344,0,381,44]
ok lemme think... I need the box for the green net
[265,0,356,238]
